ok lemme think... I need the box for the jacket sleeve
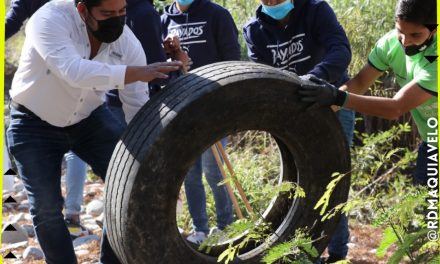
[214,8,241,61]
[119,35,149,124]
[242,25,266,64]
[308,1,351,83]
[128,4,167,64]
[6,0,32,39]
[160,14,170,42]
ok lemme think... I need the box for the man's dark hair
[395,0,436,26]
[74,0,104,9]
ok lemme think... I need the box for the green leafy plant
[344,122,438,263]
[262,229,318,264]
[198,176,307,264]
[373,188,439,264]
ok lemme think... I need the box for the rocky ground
[2,175,104,264]
[2,176,397,264]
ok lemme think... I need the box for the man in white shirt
[6,0,183,263]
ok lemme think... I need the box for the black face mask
[86,14,126,43]
[400,35,433,56]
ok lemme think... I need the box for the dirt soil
[2,181,398,264]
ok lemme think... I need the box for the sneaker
[208,227,227,244]
[186,231,208,244]
[209,227,221,236]
[65,217,89,240]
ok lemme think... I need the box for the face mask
[87,13,126,43]
[400,35,433,56]
[176,0,194,5]
[262,0,294,20]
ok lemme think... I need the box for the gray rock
[83,223,100,232]
[23,246,44,260]
[17,202,30,211]
[2,222,28,244]
[87,183,103,189]
[75,249,90,257]
[1,241,28,251]
[86,200,104,217]
[24,214,32,221]
[85,191,97,198]
[14,191,28,203]
[73,235,100,248]
[10,212,26,222]
[22,224,35,238]
[3,206,11,213]
[3,193,14,201]
[81,214,94,221]
[3,175,15,192]
[14,182,25,193]
[10,261,24,264]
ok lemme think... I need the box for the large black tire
[104,61,351,264]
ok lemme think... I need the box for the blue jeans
[107,105,127,127]
[184,139,233,234]
[413,141,436,186]
[327,108,355,258]
[7,104,123,264]
[64,151,87,216]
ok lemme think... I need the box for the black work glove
[298,75,348,107]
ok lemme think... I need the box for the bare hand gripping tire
[104,61,351,264]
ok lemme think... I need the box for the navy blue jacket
[243,0,351,86]
[107,0,168,106]
[161,0,240,70]
[127,0,167,66]
[5,0,49,40]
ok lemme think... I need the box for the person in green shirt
[299,0,437,186]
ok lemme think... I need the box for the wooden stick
[215,142,254,214]
[211,146,243,219]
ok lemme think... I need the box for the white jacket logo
[267,33,310,70]
[168,22,207,45]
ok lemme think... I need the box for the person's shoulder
[243,17,259,31]
[204,0,224,10]
[307,0,326,5]
[376,30,400,50]
[369,30,403,65]
[128,0,158,15]
[298,0,336,19]
[206,1,231,16]
[425,35,437,56]
[306,0,330,8]
[49,0,73,10]
[30,0,73,22]
[308,0,339,15]
[127,1,159,21]
[46,0,78,16]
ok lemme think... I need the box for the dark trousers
[7,104,124,264]
[413,141,437,186]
